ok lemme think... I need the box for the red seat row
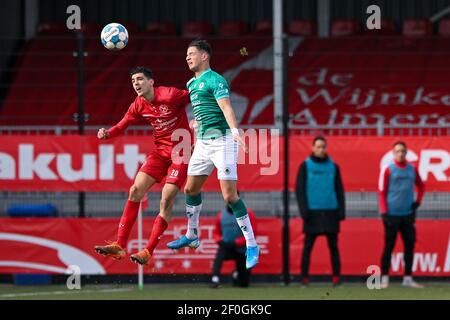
[36,20,311,37]
[38,21,256,37]
[330,18,450,37]
[37,18,450,37]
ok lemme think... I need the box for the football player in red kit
[94,67,193,265]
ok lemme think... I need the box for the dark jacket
[295,154,346,234]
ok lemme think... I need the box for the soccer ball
[100,23,129,51]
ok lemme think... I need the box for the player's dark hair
[393,140,407,149]
[188,39,212,56]
[129,66,153,79]
[313,136,327,146]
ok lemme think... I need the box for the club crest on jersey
[158,105,171,116]
[199,82,205,90]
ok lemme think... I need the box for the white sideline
[0,287,133,298]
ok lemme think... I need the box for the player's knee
[184,185,198,196]
[129,185,144,201]
[160,197,174,211]
[223,194,238,204]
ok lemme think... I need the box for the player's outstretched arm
[217,98,248,153]
[101,104,140,140]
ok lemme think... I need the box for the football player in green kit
[167,39,259,270]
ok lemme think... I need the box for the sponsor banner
[0,217,281,275]
[0,134,277,192]
[229,38,450,127]
[290,219,450,276]
[1,135,449,192]
[287,136,450,192]
[0,217,449,276]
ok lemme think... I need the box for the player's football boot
[402,277,424,288]
[380,275,389,289]
[130,249,151,265]
[166,236,200,250]
[245,245,260,269]
[94,241,126,260]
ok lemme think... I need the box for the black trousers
[212,244,250,287]
[381,215,416,276]
[301,233,341,278]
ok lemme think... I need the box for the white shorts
[188,134,238,180]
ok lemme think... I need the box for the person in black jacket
[295,136,345,286]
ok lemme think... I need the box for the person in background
[378,141,425,289]
[210,194,258,288]
[295,136,346,287]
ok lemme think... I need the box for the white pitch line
[0,287,133,299]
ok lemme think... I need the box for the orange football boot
[94,241,126,260]
[130,249,151,265]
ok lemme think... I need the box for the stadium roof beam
[317,0,330,37]
[273,0,283,130]
[24,0,39,40]
[430,6,450,23]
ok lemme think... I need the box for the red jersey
[378,159,425,214]
[108,86,192,158]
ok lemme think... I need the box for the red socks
[146,215,168,254]
[117,200,141,248]
[116,199,168,255]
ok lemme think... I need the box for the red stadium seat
[379,19,397,33]
[438,19,450,36]
[331,20,360,37]
[146,22,177,36]
[182,21,213,37]
[288,20,317,36]
[219,21,248,36]
[402,19,432,36]
[117,21,140,34]
[255,21,272,34]
[79,22,102,35]
[38,22,70,35]
[364,19,397,35]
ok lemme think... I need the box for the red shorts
[138,152,188,189]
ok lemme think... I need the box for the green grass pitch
[1,283,450,300]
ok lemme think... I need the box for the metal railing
[1,124,449,136]
[1,191,449,219]
[288,124,450,136]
